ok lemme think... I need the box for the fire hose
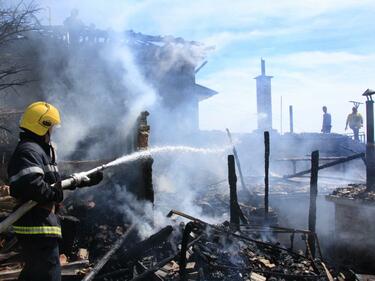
[0,164,109,234]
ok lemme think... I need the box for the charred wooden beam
[228,155,240,227]
[168,209,312,260]
[226,128,253,197]
[264,131,270,221]
[179,221,198,280]
[228,155,248,225]
[118,225,173,261]
[308,151,319,258]
[125,234,203,281]
[82,224,135,281]
[136,111,150,151]
[136,261,164,281]
[167,209,204,223]
[0,260,90,279]
[283,152,364,179]
[137,111,154,204]
[95,226,175,280]
[61,260,90,276]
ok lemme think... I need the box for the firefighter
[8,102,102,281]
[345,107,363,141]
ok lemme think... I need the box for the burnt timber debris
[81,224,135,281]
[166,209,332,281]
[1,112,369,279]
[0,140,357,280]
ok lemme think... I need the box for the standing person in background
[63,9,84,46]
[321,106,332,133]
[345,107,363,141]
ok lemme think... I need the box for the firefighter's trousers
[18,237,61,281]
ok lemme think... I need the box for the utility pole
[289,105,294,133]
[280,96,283,134]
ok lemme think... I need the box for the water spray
[0,145,228,233]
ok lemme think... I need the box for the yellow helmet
[20,102,61,136]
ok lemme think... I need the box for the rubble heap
[87,209,342,281]
[330,184,375,202]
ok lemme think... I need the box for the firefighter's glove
[72,171,103,188]
[71,172,90,189]
[52,181,64,202]
[84,171,103,187]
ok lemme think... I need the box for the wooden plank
[0,259,90,280]
[308,150,319,258]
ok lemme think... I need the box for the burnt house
[0,25,217,163]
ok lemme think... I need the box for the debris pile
[0,179,353,281]
[62,188,130,261]
[84,209,341,281]
[330,184,375,202]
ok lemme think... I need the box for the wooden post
[366,100,374,144]
[366,100,375,191]
[142,157,154,204]
[228,155,240,227]
[264,131,270,221]
[225,128,252,197]
[308,150,319,258]
[137,111,154,204]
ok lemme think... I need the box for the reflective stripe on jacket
[8,131,63,238]
[13,226,62,236]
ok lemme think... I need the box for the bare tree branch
[0,1,40,92]
[0,1,40,45]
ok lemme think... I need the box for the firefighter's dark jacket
[8,130,63,238]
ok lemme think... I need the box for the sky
[27,0,375,133]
